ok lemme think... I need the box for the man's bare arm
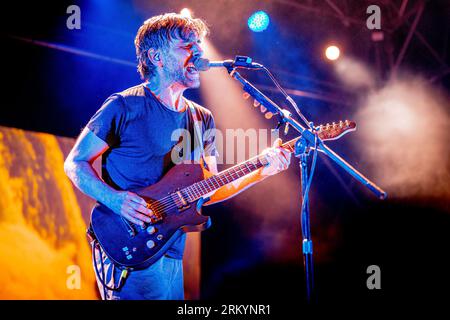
[64,128,153,226]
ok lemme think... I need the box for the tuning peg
[260,105,267,113]
[253,99,261,107]
[284,122,290,135]
[265,112,273,119]
[243,92,250,100]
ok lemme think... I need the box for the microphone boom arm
[227,68,387,199]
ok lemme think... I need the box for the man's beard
[166,67,190,87]
[164,54,200,88]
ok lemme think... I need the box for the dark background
[2,0,449,306]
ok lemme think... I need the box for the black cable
[252,65,319,237]
[261,66,313,130]
[251,65,318,234]
[98,244,109,299]
[301,134,319,236]
[92,241,125,297]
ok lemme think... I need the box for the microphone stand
[297,135,315,302]
[223,66,387,303]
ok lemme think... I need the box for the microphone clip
[230,56,263,70]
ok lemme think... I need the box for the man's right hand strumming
[108,191,154,227]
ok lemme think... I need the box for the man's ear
[147,48,163,67]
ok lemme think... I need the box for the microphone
[194,56,263,71]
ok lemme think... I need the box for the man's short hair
[134,13,209,80]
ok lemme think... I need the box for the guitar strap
[185,99,204,163]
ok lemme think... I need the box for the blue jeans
[93,244,184,300]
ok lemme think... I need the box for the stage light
[325,45,340,61]
[180,8,192,18]
[248,11,270,32]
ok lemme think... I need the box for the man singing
[64,12,291,300]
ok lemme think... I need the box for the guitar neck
[182,137,300,202]
[179,120,356,203]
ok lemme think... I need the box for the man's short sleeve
[86,94,127,147]
[203,113,219,158]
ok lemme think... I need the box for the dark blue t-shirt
[86,84,217,259]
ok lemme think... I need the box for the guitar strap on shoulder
[185,99,204,163]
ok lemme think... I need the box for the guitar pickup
[177,204,191,212]
[171,191,191,211]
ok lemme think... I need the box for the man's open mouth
[186,65,198,74]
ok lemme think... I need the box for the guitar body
[90,162,212,269]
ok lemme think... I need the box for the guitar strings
[148,142,302,214]
[147,159,266,214]
[148,163,260,213]
[148,156,264,210]
[146,136,301,213]
[147,140,298,213]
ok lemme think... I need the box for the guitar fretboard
[181,137,299,202]
[181,155,268,202]
[175,119,356,203]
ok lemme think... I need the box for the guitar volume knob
[147,226,156,234]
[146,240,155,249]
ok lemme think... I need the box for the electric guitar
[90,120,356,269]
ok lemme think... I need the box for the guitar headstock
[282,120,357,152]
[316,120,357,141]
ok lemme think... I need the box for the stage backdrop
[0,126,200,299]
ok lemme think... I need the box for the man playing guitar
[64,12,291,300]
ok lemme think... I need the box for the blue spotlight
[248,11,270,32]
